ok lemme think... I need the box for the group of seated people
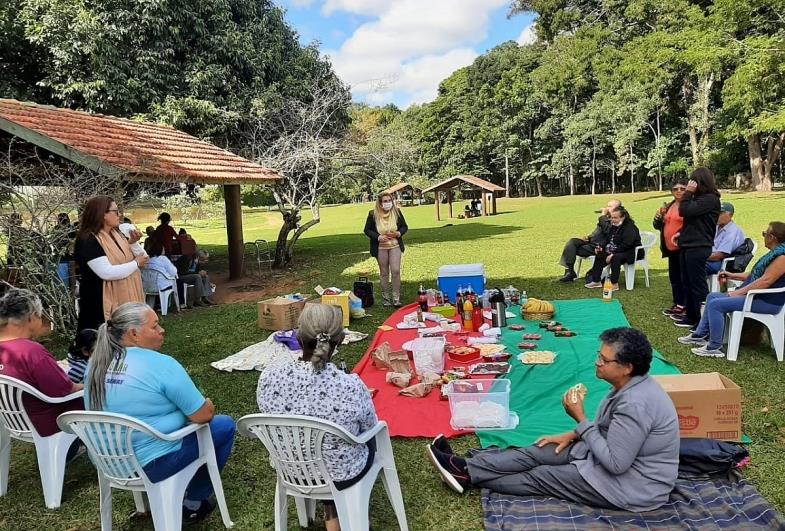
[463,198,483,218]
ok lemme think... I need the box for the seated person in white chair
[679,221,785,357]
[84,302,235,524]
[145,240,215,308]
[704,202,745,275]
[257,303,378,531]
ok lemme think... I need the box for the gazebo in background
[0,99,282,279]
[382,182,422,206]
[422,175,505,220]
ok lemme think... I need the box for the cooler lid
[438,263,486,277]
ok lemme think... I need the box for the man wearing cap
[705,203,745,275]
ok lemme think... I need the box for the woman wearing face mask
[363,193,409,306]
[585,206,641,291]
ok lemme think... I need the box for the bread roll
[567,383,588,404]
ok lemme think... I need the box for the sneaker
[691,345,725,358]
[584,282,603,289]
[432,433,454,455]
[183,497,217,525]
[426,445,470,494]
[662,305,685,316]
[677,334,708,346]
[673,317,697,329]
[382,299,392,307]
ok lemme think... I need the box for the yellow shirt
[375,212,399,250]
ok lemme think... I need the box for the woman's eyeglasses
[106,209,121,215]
[671,187,686,192]
[596,353,622,366]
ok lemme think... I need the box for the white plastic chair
[619,231,657,290]
[724,286,785,362]
[237,414,409,531]
[709,241,759,293]
[141,268,179,316]
[57,411,233,531]
[0,375,82,509]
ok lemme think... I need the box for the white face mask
[611,219,623,227]
[381,202,393,211]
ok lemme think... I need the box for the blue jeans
[694,292,782,349]
[704,261,723,275]
[143,415,235,502]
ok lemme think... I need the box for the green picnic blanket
[477,298,681,449]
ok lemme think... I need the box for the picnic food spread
[519,351,556,364]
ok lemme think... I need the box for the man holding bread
[426,327,680,511]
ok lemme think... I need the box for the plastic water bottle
[520,290,528,307]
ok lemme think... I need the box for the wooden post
[224,184,244,279]
[447,190,453,218]
[491,192,498,215]
[435,191,441,221]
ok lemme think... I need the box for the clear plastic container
[410,337,446,375]
[445,378,511,429]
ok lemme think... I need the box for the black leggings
[680,247,711,324]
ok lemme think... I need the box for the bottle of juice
[602,277,613,302]
[455,285,464,316]
[463,298,474,331]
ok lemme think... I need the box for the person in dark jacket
[556,199,621,282]
[672,168,721,328]
[653,179,687,317]
[585,206,642,291]
[363,193,408,307]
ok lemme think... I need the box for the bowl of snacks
[446,345,481,363]
[518,350,557,365]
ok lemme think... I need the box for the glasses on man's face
[762,230,772,238]
[596,352,621,366]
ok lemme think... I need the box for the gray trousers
[466,444,616,508]
[559,238,595,270]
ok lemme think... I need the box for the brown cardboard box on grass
[257,296,309,331]
[321,292,350,327]
[653,372,742,441]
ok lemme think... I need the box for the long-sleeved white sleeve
[87,256,138,280]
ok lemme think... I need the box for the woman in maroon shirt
[153,212,179,256]
[0,289,82,436]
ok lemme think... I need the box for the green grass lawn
[4,191,785,530]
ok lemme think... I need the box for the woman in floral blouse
[256,303,377,530]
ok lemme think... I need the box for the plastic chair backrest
[57,411,155,487]
[640,231,658,249]
[0,375,38,441]
[140,268,161,294]
[238,414,358,493]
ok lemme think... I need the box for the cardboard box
[257,297,309,331]
[321,292,350,327]
[653,373,742,441]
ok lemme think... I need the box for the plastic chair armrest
[151,422,203,442]
[45,389,84,404]
[742,286,785,312]
[350,421,387,444]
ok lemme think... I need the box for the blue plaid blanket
[482,474,785,530]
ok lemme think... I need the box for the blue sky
[278,1,537,109]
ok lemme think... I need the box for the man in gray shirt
[427,327,680,512]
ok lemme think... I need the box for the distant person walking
[364,192,408,307]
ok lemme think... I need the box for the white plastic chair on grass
[0,375,82,509]
[709,241,759,293]
[237,414,409,531]
[724,286,785,362]
[141,268,179,316]
[619,231,657,290]
[56,411,233,531]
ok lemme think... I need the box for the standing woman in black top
[674,168,721,328]
[363,193,408,307]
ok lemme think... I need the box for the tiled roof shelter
[422,174,505,220]
[0,99,283,278]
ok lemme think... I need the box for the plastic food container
[446,345,481,363]
[445,379,512,429]
[410,337,446,375]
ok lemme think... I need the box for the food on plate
[475,344,506,356]
[482,352,511,362]
[468,362,510,376]
[539,321,562,328]
[566,383,588,404]
[508,324,525,331]
[522,333,542,340]
[517,342,538,350]
[518,351,556,364]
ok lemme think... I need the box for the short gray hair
[0,288,43,328]
[86,302,151,410]
[297,303,345,372]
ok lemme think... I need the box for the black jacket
[604,218,642,259]
[364,209,408,258]
[678,193,720,249]
[653,200,678,258]
[589,215,612,247]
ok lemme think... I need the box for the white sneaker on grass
[678,334,707,346]
[691,345,725,358]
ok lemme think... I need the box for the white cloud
[517,23,537,45]
[322,0,509,107]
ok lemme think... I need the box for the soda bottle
[417,284,428,311]
[467,284,477,305]
[463,297,474,332]
[455,285,464,315]
[472,304,483,330]
[417,306,424,323]
[602,277,613,302]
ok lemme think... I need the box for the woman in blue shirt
[84,302,235,524]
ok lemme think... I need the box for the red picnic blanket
[353,303,488,438]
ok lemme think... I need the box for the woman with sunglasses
[653,179,688,318]
[679,222,785,357]
[74,196,148,333]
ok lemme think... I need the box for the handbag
[353,276,374,308]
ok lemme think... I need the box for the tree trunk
[535,174,542,197]
[748,134,767,191]
[568,163,575,195]
[273,209,299,269]
[284,205,320,265]
[629,143,635,194]
[610,160,616,194]
[591,138,597,195]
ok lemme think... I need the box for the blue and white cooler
[438,263,486,303]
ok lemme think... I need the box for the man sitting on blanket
[427,327,680,512]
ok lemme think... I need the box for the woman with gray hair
[84,302,235,525]
[257,303,378,531]
[0,288,83,437]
